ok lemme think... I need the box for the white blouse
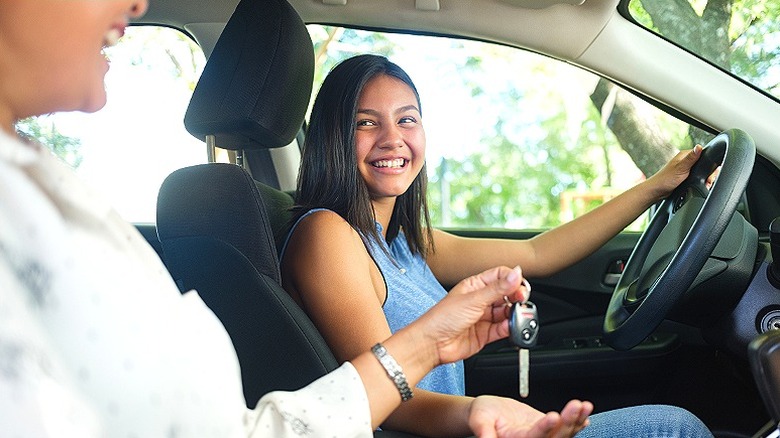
[0,130,371,437]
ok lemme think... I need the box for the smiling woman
[5,0,778,435]
[280,53,714,437]
[2,1,589,437]
[0,2,146,121]
[307,25,708,232]
[16,25,208,223]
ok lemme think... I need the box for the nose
[378,124,404,149]
[129,0,149,19]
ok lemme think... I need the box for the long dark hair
[293,54,433,257]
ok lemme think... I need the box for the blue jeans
[576,405,714,438]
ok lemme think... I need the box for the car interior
[156,0,338,411]
[39,0,780,436]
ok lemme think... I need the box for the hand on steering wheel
[603,129,756,350]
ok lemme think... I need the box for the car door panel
[449,229,766,435]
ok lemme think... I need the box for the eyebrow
[356,105,421,115]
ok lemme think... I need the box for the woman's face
[354,74,426,202]
[0,0,147,132]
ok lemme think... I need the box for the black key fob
[509,301,539,348]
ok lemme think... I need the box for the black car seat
[156,0,336,408]
[157,1,424,435]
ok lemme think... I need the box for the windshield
[626,0,780,99]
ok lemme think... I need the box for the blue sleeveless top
[282,208,465,396]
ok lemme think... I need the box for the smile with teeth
[372,158,407,168]
[103,28,122,48]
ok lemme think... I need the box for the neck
[0,108,15,136]
[371,198,397,238]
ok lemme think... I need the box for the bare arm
[428,147,702,285]
[281,212,591,436]
[349,264,591,436]
[281,210,478,436]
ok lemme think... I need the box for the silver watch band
[371,343,414,402]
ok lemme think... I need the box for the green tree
[119,26,204,91]
[600,0,780,175]
[16,117,83,169]
[308,26,396,112]
[428,52,610,228]
[430,111,603,228]
[308,3,780,229]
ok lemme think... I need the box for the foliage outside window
[16,26,207,223]
[308,25,702,231]
[628,0,780,100]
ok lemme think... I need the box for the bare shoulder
[289,209,362,250]
[282,210,370,279]
[281,210,386,337]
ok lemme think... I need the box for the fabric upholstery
[157,164,338,407]
[157,0,337,408]
[184,0,314,150]
[157,164,281,283]
[159,1,427,434]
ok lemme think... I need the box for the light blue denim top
[282,208,465,396]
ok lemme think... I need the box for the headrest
[184,0,313,150]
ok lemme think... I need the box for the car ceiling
[141,0,617,59]
[137,0,780,167]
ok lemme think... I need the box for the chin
[81,91,109,114]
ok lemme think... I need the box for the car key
[509,300,538,398]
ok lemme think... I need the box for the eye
[356,119,377,127]
[399,116,417,124]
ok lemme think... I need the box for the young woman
[0,3,592,437]
[281,54,713,437]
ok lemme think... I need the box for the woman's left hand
[468,395,593,438]
[414,265,529,366]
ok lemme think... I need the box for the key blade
[519,348,529,398]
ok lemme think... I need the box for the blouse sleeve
[244,362,373,438]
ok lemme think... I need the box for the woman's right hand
[469,395,593,438]
[413,265,530,366]
[361,265,531,430]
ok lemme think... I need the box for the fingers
[706,166,721,188]
[467,396,592,438]
[518,277,531,303]
[492,265,530,303]
[459,265,525,304]
[561,399,592,427]
[678,144,702,168]
[526,400,592,438]
[549,400,593,437]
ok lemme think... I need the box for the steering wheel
[603,128,756,350]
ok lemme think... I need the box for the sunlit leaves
[631,0,779,98]
[16,116,83,169]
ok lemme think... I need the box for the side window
[16,26,207,223]
[627,0,780,101]
[308,26,707,231]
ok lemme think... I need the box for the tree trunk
[589,79,677,176]
[590,0,733,175]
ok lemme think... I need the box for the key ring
[504,278,532,307]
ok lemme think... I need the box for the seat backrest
[156,0,338,408]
